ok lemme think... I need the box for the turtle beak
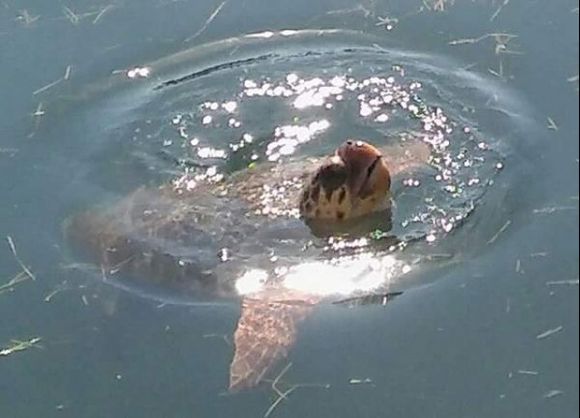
[337,140,391,198]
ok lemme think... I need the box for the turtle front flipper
[229,292,317,391]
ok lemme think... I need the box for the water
[1,1,578,417]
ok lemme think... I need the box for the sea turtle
[65,138,429,391]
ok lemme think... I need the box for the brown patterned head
[299,140,391,221]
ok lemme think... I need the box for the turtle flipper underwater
[65,139,429,391]
[229,290,317,391]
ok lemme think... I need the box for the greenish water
[0,1,578,417]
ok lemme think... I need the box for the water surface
[0,1,578,417]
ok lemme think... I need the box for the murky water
[1,1,578,417]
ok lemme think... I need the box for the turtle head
[299,140,391,221]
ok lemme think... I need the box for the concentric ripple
[64,29,536,300]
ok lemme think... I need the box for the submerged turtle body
[67,160,312,300]
[66,139,429,390]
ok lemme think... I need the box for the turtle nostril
[345,140,353,146]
